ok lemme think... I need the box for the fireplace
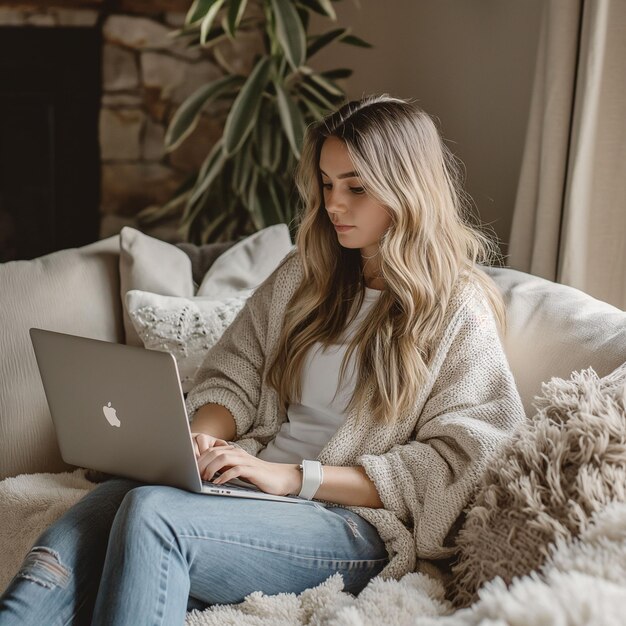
[0,2,229,263]
[0,25,101,261]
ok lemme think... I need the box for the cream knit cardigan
[185,251,526,581]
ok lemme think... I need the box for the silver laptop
[29,328,307,505]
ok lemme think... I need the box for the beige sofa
[1,231,625,622]
[2,232,625,480]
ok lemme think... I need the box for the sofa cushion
[450,361,626,607]
[195,225,295,297]
[175,240,237,288]
[119,227,196,347]
[0,235,123,480]
[483,266,626,417]
[125,290,249,394]
[119,225,294,347]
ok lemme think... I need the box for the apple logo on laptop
[102,402,121,427]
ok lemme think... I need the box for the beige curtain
[508,0,626,310]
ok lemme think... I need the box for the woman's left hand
[197,444,299,497]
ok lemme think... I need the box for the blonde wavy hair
[266,94,507,425]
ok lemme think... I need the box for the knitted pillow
[125,290,249,394]
[450,361,626,607]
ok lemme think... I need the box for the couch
[1,226,625,625]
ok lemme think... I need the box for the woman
[0,95,526,625]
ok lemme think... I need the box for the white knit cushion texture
[125,290,249,393]
[120,224,295,392]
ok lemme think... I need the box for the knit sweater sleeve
[183,264,279,438]
[356,286,527,559]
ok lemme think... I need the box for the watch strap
[298,460,323,500]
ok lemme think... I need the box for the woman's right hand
[191,432,232,461]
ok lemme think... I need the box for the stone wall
[0,3,247,243]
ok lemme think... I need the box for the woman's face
[319,136,392,259]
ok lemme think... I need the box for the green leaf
[321,67,353,80]
[181,184,212,230]
[165,75,242,151]
[341,34,372,48]
[316,0,336,20]
[306,28,346,59]
[271,0,306,70]
[270,129,284,171]
[307,72,343,97]
[225,0,248,38]
[246,170,266,230]
[186,0,220,24]
[197,25,228,48]
[257,108,282,173]
[168,24,200,40]
[257,107,274,171]
[201,211,231,243]
[139,173,199,224]
[266,176,287,223]
[231,138,254,194]
[297,0,336,20]
[188,138,227,207]
[255,177,277,225]
[223,56,272,156]
[200,0,226,44]
[299,78,337,112]
[275,83,306,158]
[170,172,200,204]
[136,199,185,225]
[299,94,325,121]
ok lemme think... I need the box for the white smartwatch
[297,460,324,500]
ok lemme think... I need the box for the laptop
[29,327,308,505]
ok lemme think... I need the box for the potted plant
[137,0,370,244]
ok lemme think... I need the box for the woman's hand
[190,432,231,460]
[197,444,301,497]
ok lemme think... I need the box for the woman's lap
[104,481,389,606]
[0,476,388,625]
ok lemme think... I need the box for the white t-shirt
[257,287,382,464]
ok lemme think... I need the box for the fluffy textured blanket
[2,363,626,624]
[1,469,626,625]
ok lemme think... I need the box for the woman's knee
[113,485,179,535]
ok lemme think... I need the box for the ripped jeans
[0,477,389,626]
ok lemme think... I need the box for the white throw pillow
[125,290,249,393]
[119,227,195,347]
[482,265,626,418]
[198,225,295,297]
[119,224,294,346]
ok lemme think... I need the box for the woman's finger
[194,433,214,450]
[198,446,237,480]
[212,466,242,485]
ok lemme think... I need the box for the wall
[311,0,544,260]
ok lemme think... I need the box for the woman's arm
[184,254,294,438]
[191,403,237,442]
[197,444,384,507]
[284,464,384,508]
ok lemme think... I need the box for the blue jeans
[0,477,389,626]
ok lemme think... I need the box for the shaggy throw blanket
[450,362,626,606]
[1,363,625,624]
